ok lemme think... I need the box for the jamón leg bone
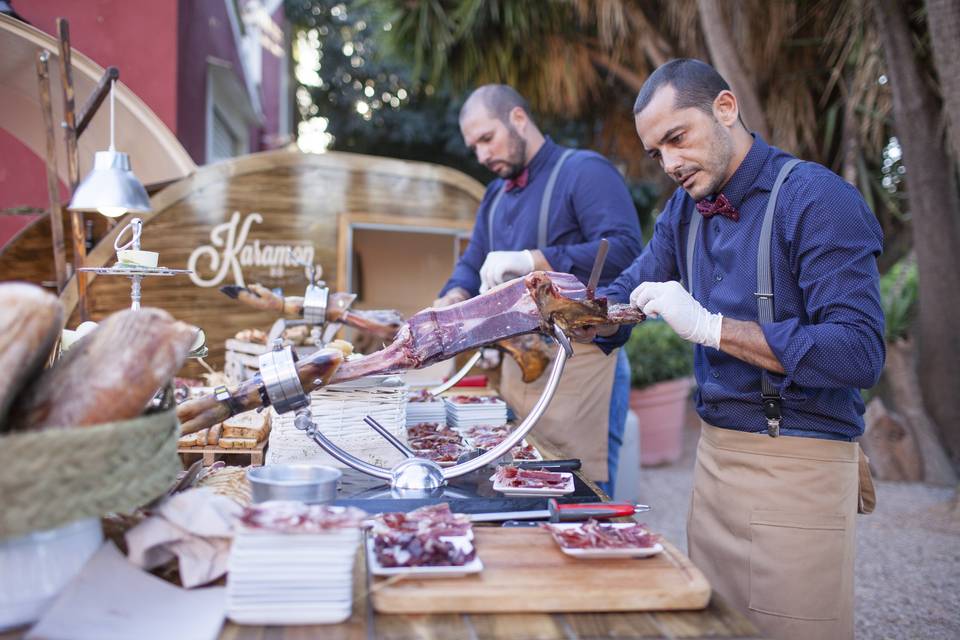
[177,347,344,435]
[220,284,403,339]
[495,335,552,383]
[180,272,643,434]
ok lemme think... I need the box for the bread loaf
[208,423,222,446]
[178,433,200,447]
[7,307,197,432]
[0,283,63,430]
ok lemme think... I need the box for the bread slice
[222,410,271,441]
[178,433,200,447]
[208,423,222,447]
[218,436,258,449]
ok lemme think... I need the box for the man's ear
[508,106,528,133]
[713,90,740,128]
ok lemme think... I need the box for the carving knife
[585,238,609,299]
[469,498,650,523]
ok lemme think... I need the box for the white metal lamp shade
[67,150,152,216]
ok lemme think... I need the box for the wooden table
[218,556,763,640]
[217,443,762,639]
[2,392,764,639]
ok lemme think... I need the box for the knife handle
[548,499,636,522]
[511,458,581,471]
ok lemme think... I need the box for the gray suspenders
[685,158,803,436]
[487,149,576,251]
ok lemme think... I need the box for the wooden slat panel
[465,613,568,640]
[6,150,484,377]
[560,611,666,638]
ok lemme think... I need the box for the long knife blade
[585,238,609,298]
[469,509,551,522]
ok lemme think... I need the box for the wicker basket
[0,409,181,541]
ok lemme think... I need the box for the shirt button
[714,273,723,282]
[710,404,719,412]
[714,223,721,233]
[711,370,720,379]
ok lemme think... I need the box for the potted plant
[624,319,694,466]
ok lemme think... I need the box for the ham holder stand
[255,324,574,493]
[265,252,337,347]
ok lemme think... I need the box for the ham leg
[179,272,643,434]
[331,271,644,381]
[220,284,403,339]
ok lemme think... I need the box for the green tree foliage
[284,0,660,222]
[285,0,477,176]
[624,320,694,389]
[880,256,918,343]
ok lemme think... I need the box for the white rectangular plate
[491,472,574,496]
[546,523,664,559]
[227,604,352,625]
[366,538,483,578]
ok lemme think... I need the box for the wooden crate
[178,439,267,467]
[224,339,269,385]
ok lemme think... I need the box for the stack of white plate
[444,396,507,430]
[267,380,408,468]
[226,503,366,625]
[405,393,446,427]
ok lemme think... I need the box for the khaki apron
[688,421,862,640]
[499,342,617,481]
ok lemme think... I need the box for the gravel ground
[632,407,960,640]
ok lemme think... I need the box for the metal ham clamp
[265,250,338,347]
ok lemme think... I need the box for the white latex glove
[630,281,723,350]
[479,250,535,293]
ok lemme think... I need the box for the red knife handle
[548,499,635,522]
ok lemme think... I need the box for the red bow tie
[695,193,740,221]
[504,168,529,192]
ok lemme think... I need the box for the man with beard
[433,85,642,493]
[577,59,882,639]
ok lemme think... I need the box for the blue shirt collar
[714,134,770,211]
[526,136,559,183]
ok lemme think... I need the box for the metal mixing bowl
[246,464,342,504]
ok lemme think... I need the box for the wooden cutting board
[369,526,711,614]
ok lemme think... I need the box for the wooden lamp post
[34,17,120,320]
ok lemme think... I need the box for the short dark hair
[633,59,731,116]
[460,84,533,124]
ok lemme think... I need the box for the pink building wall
[1,0,288,224]
[0,1,178,216]
[176,0,259,163]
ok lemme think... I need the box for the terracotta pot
[629,377,693,466]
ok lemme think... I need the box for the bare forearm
[719,317,785,374]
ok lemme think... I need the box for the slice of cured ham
[368,503,475,568]
[544,520,660,549]
[494,465,569,489]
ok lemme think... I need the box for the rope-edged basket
[0,409,181,541]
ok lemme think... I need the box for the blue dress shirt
[440,138,643,296]
[598,136,885,439]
